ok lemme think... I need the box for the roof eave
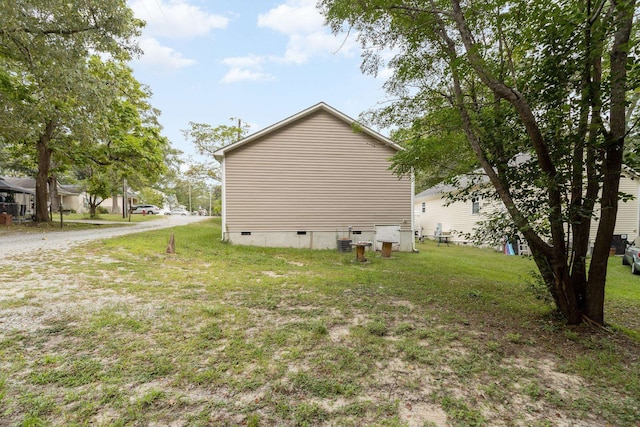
[212,102,402,159]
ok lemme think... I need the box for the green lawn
[0,218,638,426]
[63,212,165,223]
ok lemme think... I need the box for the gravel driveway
[0,215,210,260]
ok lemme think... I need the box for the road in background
[0,215,211,259]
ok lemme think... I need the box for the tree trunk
[553,257,583,325]
[111,191,120,214]
[584,0,635,325]
[49,175,59,214]
[88,194,98,218]
[530,245,582,324]
[35,120,56,223]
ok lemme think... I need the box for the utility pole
[122,178,127,219]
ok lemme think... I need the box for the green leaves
[320,0,639,324]
[180,119,251,184]
[0,0,147,214]
[181,119,250,156]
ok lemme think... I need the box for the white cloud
[222,55,265,69]
[280,32,356,64]
[219,0,359,83]
[130,0,228,39]
[257,0,358,65]
[129,1,228,73]
[220,55,274,83]
[221,68,274,84]
[136,37,197,71]
[257,0,324,35]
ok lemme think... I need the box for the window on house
[472,197,480,214]
[421,202,426,213]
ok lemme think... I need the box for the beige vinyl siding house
[414,183,490,244]
[416,168,640,251]
[214,103,415,251]
[58,185,90,214]
[589,168,640,251]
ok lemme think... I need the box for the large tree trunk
[529,244,582,324]
[448,0,635,325]
[584,0,635,325]
[34,120,56,223]
[586,138,623,323]
[356,0,635,325]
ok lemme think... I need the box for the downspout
[411,168,417,252]
[219,157,227,242]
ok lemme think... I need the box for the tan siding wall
[224,110,412,233]
[589,174,640,240]
[415,193,486,242]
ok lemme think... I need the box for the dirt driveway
[0,215,210,259]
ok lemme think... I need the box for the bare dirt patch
[1,229,638,426]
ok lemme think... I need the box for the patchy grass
[63,212,164,223]
[0,213,165,236]
[0,220,120,235]
[0,218,638,426]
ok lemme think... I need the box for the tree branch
[427,0,552,257]
[0,26,101,36]
[449,0,567,258]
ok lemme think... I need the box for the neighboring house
[0,177,34,220]
[2,177,37,195]
[415,167,640,254]
[58,184,90,213]
[2,177,93,215]
[100,193,142,214]
[595,166,640,252]
[414,182,480,245]
[213,102,415,252]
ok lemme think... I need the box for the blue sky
[128,0,393,160]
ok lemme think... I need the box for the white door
[374,225,401,252]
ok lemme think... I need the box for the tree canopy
[73,58,170,217]
[0,0,146,221]
[320,0,639,325]
[181,119,250,183]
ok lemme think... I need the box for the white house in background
[100,192,142,214]
[415,166,640,254]
[2,177,90,214]
[592,166,640,252]
[58,184,89,213]
[213,102,415,252]
[414,181,481,245]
